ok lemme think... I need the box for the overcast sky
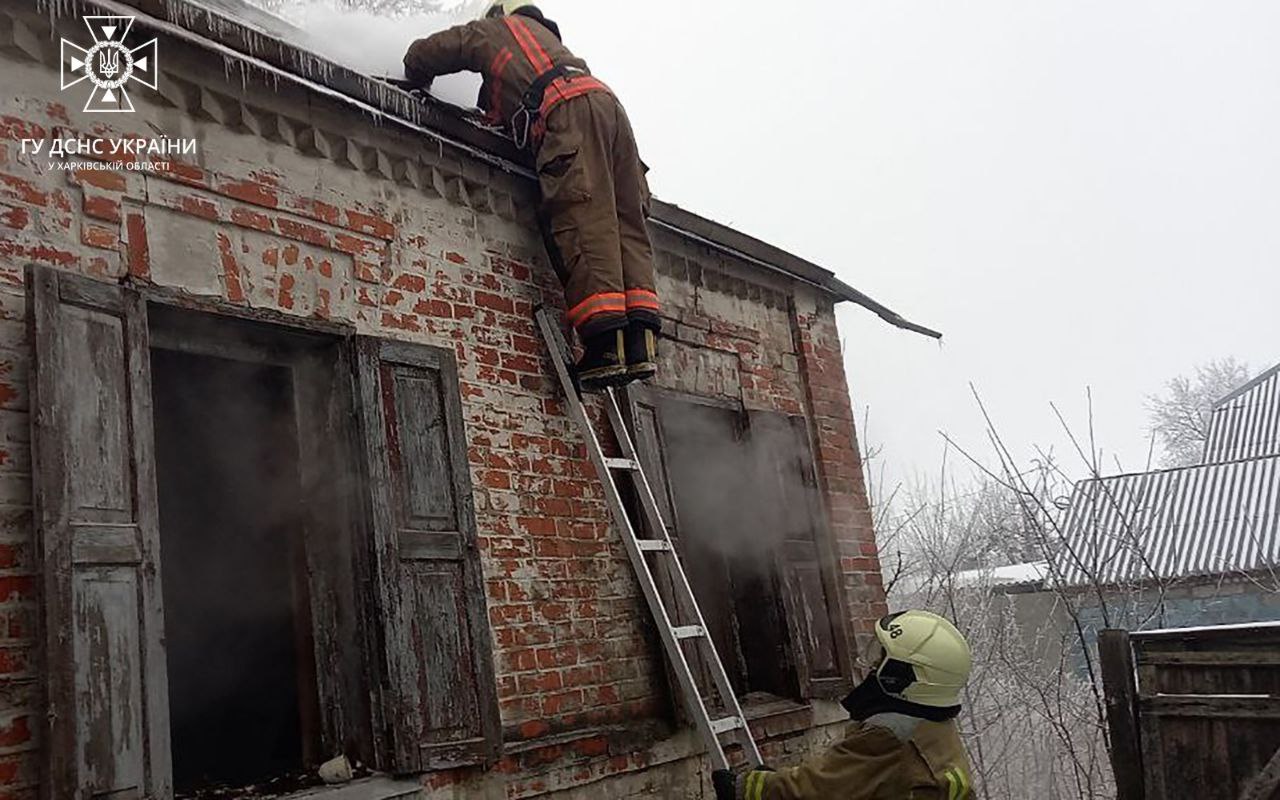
[281,0,1280,492]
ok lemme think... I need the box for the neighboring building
[1055,361,1280,632]
[0,2,936,798]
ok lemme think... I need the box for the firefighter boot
[624,321,658,383]
[576,328,628,392]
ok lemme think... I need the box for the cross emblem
[60,16,159,114]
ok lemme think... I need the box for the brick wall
[0,5,885,798]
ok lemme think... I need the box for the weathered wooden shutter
[29,266,172,799]
[750,413,855,698]
[354,338,500,772]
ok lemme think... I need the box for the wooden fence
[1100,623,1280,800]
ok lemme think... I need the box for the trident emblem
[60,16,158,114]
[98,48,121,79]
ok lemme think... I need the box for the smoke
[232,0,490,108]
[656,400,819,561]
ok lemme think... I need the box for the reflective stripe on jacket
[404,13,609,143]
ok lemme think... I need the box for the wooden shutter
[749,413,855,698]
[29,267,172,799]
[354,338,500,772]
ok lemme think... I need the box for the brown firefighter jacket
[402,13,660,337]
[736,714,973,800]
[403,14,605,142]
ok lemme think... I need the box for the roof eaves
[114,0,940,339]
[1213,361,1280,409]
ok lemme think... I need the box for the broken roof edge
[109,0,940,340]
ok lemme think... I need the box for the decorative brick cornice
[1,4,530,223]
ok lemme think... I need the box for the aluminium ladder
[534,308,763,772]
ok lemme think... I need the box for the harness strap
[502,15,610,149]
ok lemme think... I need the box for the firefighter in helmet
[714,610,975,800]
[403,1,659,391]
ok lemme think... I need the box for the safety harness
[511,63,584,150]
[502,16,609,150]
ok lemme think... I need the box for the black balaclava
[841,671,962,724]
[512,6,562,42]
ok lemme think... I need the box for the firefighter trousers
[535,91,658,338]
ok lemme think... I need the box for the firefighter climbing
[714,611,975,800]
[403,0,659,392]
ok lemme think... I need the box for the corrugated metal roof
[1204,364,1280,463]
[1055,456,1280,585]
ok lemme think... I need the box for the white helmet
[481,0,536,18]
[865,610,972,708]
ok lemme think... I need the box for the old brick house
[0,1,936,797]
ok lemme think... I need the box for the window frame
[624,384,856,705]
[32,275,502,796]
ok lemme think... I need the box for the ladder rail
[534,311,746,771]
[604,390,764,767]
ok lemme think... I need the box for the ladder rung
[710,716,744,735]
[637,540,673,552]
[604,457,640,471]
[672,625,706,640]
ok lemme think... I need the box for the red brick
[0,206,28,231]
[75,168,126,192]
[178,195,218,221]
[517,516,557,536]
[345,208,394,239]
[216,233,245,303]
[125,212,149,279]
[81,223,118,250]
[535,642,576,666]
[392,272,427,293]
[445,251,467,264]
[278,273,296,310]
[155,160,205,187]
[413,298,452,318]
[335,233,382,258]
[216,177,278,208]
[83,193,121,223]
[0,647,28,676]
[475,291,515,314]
[517,719,550,739]
[0,175,46,207]
[0,716,29,748]
[0,116,47,141]
[230,206,272,232]
[277,217,330,247]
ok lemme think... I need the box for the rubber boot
[576,328,628,392]
[624,322,658,383]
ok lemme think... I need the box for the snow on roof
[952,561,1050,588]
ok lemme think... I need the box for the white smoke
[245,0,490,108]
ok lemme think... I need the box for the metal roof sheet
[1204,363,1280,463]
[1055,455,1280,585]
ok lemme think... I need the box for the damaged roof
[107,0,939,339]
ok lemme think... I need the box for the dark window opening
[151,347,321,795]
[628,385,855,709]
[653,399,797,699]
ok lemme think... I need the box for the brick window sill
[274,776,422,800]
[742,693,849,741]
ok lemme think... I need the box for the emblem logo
[60,16,158,114]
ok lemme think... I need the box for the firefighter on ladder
[403,0,659,392]
[715,611,975,800]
